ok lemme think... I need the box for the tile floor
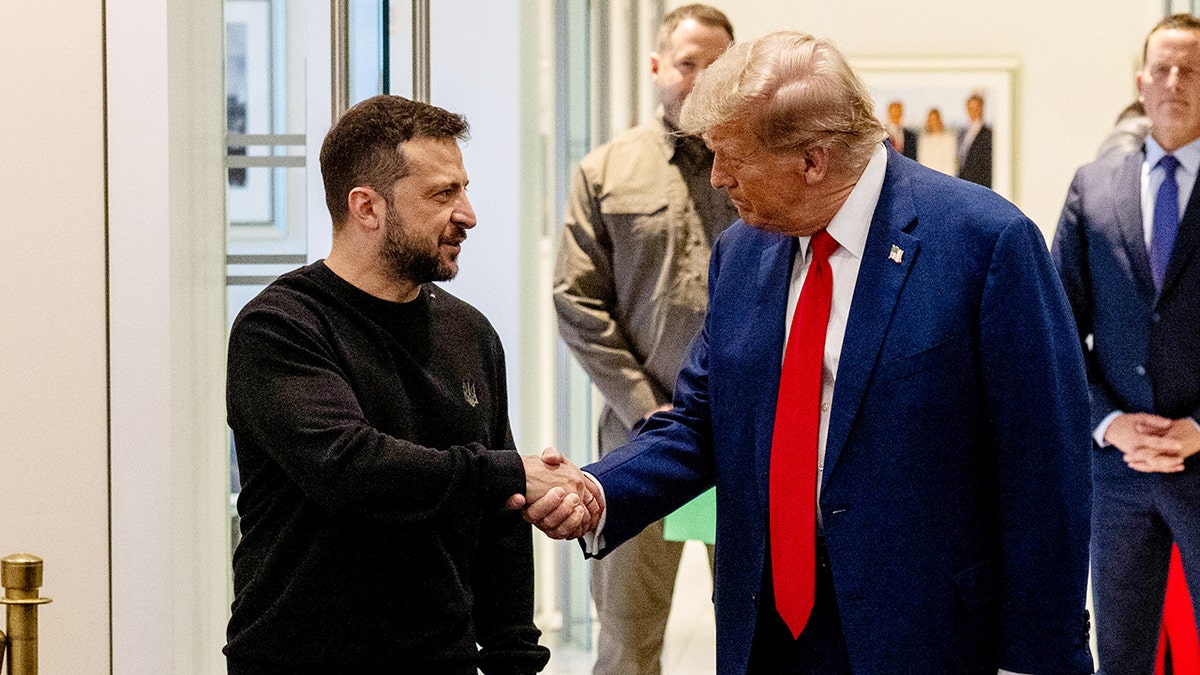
[541,540,717,674]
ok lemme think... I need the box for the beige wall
[672,0,1162,237]
[0,1,110,672]
[0,0,227,671]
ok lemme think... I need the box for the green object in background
[662,487,716,544]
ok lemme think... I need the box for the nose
[1166,66,1180,88]
[710,156,735,189]
[453,196,477,229]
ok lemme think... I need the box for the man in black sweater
[224,95,594,674]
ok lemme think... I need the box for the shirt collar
[805,142,888,260]
[1145,134,1200,176]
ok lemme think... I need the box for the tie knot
[1160,154,1180,176]
[810,230,839,264]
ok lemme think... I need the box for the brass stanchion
[1,554,51,675]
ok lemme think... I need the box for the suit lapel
[1161,166,1200,300]
[1115,150,1156,300]
[755,234,799,509]
[822,155,918,491]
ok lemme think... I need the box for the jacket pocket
[598,194,670,238]
[875,334,967,385]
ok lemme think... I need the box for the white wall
[671,0,1162,237]
[107,0,230,671]
[0,1,110,672]
[428,2,527,442]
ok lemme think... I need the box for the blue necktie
[1151,154,1181,291]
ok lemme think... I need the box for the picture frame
[225,0,275,229]
[852,58,1018,201]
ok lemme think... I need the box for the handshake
[508,448,604,540]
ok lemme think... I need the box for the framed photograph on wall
[852,58,1018,201]
[225,0,275,229]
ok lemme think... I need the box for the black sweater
[224,262,548,673]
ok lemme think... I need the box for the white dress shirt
[784,143,887,506]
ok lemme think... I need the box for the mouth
[442,232,466,254]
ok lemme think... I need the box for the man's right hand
[506,448,603,539]
[1105,412,1185,472]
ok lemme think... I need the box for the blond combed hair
[680,30,885,170]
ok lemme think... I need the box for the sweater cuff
[486,447,527,506]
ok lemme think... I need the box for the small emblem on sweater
[463,380,479,407]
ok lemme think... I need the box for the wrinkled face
[651,18,731,126]
[706,122,810,235]
[378,137,476,286]
[1139,27,1200,151]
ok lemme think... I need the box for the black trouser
[748,538,853,674]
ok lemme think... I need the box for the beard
[378,207,461,287]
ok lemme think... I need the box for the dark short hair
[656,4,733,53]
[1143,14,1200,62]
[319,95,469,227]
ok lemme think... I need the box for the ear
[346,186,385,232]
[1136,72,1147,103]
[649,52,661,81]
[800,146,831,185]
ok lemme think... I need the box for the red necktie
[770,229,838,638]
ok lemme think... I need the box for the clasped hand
[1106,413,1200,473]
[508,447,604,539]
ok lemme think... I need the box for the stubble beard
[379,208,459,288]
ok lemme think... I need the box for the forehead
[705,123,758,154]
[664,18,730,56]
[397,136,467,183]
[1147,28,1200,62]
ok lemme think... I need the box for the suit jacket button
[1152,313,1162,323]
[1136,365,1147,376]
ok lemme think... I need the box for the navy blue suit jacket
[585,149,1093,674]
[1054,147,1200,439]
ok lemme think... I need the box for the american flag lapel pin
[889,244,904,264]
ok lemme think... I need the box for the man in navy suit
[885,100,919,161]
[1053,13,1200,674]
[522,30,1093,674]
[957,93,993,188]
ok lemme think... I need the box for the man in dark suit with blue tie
[1053,13,1200,675]
[521,29,1093,674]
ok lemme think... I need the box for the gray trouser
[591,406,714,675]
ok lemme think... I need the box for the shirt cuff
[580,471,607,554]
[1094,410,1123,448]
